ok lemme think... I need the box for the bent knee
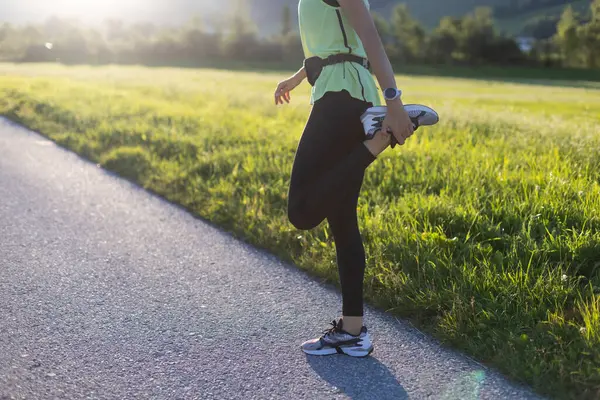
[288,204,319,231]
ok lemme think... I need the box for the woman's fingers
[386,124,411,146]
[275,91,291,105]
[274,83,283,105]
[274,83,290,105]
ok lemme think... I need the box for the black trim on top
[323,0,340,6]
[349,62,367,102]
[335,10,352,54]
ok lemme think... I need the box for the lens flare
[438,370,487,400]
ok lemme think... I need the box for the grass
[31,58,600,85]
[1,62,599,399]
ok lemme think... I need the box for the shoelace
[321,320,344,339]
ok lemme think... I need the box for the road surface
[0,118,544,400]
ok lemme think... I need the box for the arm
[337,0,400,105]
[294,66,307,81]
[274,66,306,105]
[338,0,414,144]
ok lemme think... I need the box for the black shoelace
[322,320,344,338]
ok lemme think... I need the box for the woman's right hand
[274,70,305,105]
[382,99,414,145]
[337,0,415,145]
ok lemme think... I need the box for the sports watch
[383,87,402,101]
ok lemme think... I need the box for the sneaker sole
[405,104,440,127]
[361,104,440,128]
[302,345,374,358]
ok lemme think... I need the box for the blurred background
[0,0,598,73]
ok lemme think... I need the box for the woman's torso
[298,0,381,106]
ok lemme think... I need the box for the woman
[274,0,439,357]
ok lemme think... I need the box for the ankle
[342,316,363,336]
[363,129,391,157]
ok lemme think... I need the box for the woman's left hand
[274,70,305,105]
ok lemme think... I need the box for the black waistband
[303,54,370,87]
[320,53,370,70]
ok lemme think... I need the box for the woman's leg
[287,91,377,231]
[289,90,385,338]
[327,178,366,336]
[294,91,391,356]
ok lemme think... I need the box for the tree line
[0,0,598,70]
[372,0,599,68]
[494,0,583,18]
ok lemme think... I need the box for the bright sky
[0,0,216,24]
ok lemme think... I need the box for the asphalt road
[0,118,545,400]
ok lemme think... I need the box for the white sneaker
[361,104,440,140]
[301,319,374,358]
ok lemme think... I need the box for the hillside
[0,0,593,37]
[251,0,506,34]
[495,0,592,35]
[252,0,592,36]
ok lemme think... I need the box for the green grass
[391,64,600,86]
[1,63,600,399]
[35,58,600,85]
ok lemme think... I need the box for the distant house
[515,36,536,53]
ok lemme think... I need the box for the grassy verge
[13,59,600,86]
[1,63,599,399]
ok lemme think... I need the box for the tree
[371,11,396,58]
[427,16,461,64]
[0,23,12,43]
[281,4,292,37]
[389,4,426,63]
[222,0,260,60]
[590,0,600,20]
[482,37,526,65]
[56,28,90,64]
[459,7,496,65]
[104,19,129,42]
[131,22,157,39]
[521,15,559,39]
[372,12,391,44]
[178,15,219,61]
[555,5,581,67]
[577,0,600,68]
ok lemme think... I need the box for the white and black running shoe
[361,104,440,143]
[301,319,373,358]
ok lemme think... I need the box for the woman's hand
[274,68,306,105]
[338,0,414,145]
[383,99,414,145]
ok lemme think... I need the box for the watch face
[384,88,397,99]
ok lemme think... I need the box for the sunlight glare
[49,0,140,18]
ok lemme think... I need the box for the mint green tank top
[298,0,382,106]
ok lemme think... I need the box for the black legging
[287,90,376,317]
